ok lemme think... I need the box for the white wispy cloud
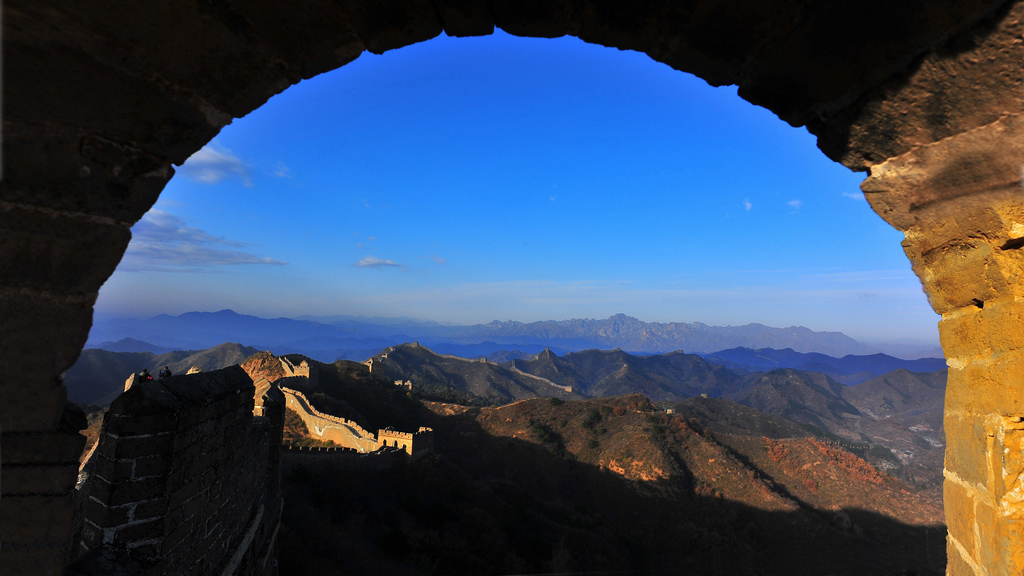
[430,255,448,265]
[176,142,252,187]
[842,191,866,201]
[743,198,752,211]
[272,162,292,178]
[787,199,803,210]
[120,210,285,272]
[354,256,406,269]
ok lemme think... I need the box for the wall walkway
[280,388,378,453]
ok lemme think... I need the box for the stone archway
[2,1,1021,574]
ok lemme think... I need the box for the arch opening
[95,31,937,348]
[2,2,1022,574]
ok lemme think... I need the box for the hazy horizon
[93,30,940,344]
[89,308,941,348]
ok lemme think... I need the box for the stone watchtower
[376,427,434,459]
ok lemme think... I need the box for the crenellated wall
[1,1,1022,574]
[280,445,406,475]
[281,387,378,453]
[65,367,284,576]
[376,427,434,459]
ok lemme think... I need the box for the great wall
[4,2,1023,574]
[280,387,378,453]
[365,342,574,394]
[66,367,285,576]
[61,355,433,575]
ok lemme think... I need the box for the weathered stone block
[4,33,222,164]
[161,519,194,556]
[862,114,1024,233]
[0,298,92,431]
[0,205,133,295]
[112,517,164,544]
[812,0,1024,170]
[1,122,171,222]
[86,474,113,504]
[108,477,168,507]
[914,245,1008,314]
[107,412,177,437]
[184,491,212,520]
[133,498,170,521]
[940,300,1024,359]
[0,463,79,495]
[171,440,205,467]
[944,412,992,487]
[1,432,85,464]
[83,495,129,527]
[1,549,65,576]
[945,479,979,559]
[7,0,309,125]
[129,543,160,559]
[946,537,977,576]
[168,471,211,510]
[975,500,1001,571]
[133,453,173,479]
[177,417,218,450]
[163,504,192,537]
[0,494,74,543]
[92,453,135,482]
[96,432,173,461]
[201,430,227,454]
[183,450,220,482]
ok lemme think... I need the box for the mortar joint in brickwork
[125,537,163,551]
[946,469,998,508]
[949,533,985,576]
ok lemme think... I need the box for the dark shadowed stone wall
[65,367,284,576]
[0,1,1021,574]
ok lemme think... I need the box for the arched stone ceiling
[1,1,1022,574]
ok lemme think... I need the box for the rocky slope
[724,368,947,492]
[279,393,945,576]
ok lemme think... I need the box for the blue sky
[94,30,940,344]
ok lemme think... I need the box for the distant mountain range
[704,347,947,384]
[87,310,939,360]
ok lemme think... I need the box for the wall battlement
[281,387,378,452]
[281,445,406,474]
[376,426,434,458]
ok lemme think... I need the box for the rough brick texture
[1,0,1022,574]
[65,367,284,576]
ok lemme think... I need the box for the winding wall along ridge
[280,387,378,453]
